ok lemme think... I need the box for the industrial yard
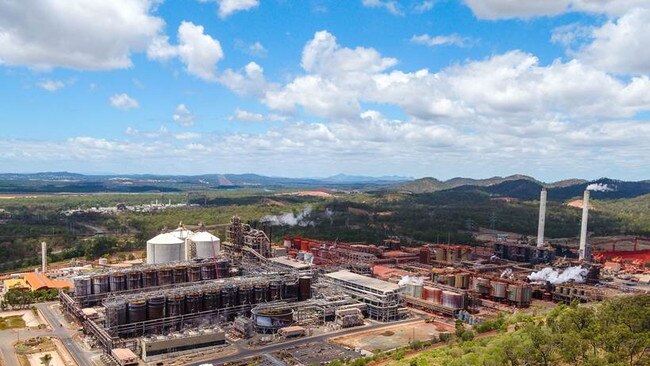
[0,187,647,366]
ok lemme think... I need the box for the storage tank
[203,289,220,310]
[92,275,110,294]
[441,291,461,309]
[298,276,312,301]
[109,272,127,292]
[172,265,187,284]
[146,233,184,264]
[221,286,235,308]
[252,307,294,333]
[126,271,142,290]
[201,262,216,280]
[435,247,446,262]
[216,259,230,278]
[238,286,252,305]
[166,294,185,317]
[185,292,203,313]
[284,280,299,300]
[158,267,173,286]
[188,264,202,282]
[270,281,282,301]
[128,299,147,323]
[114,301,127,325]
[454,273,470,289]
[254,284,267,304]
[142,269,158,288]
[190,231,221,259]
[147,296,165,320]
[474,278,490,295]
[492,282,507,299]
[73,276,92,297]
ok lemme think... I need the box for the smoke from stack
[537,189,547,248]
[579,190,590,261]
[528,265,588,284]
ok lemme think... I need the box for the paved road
[188,316,427,366]
[35,303,95,366]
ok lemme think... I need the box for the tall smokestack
[41,241,47,273]
[579,190,590,261]
[536,189,547,248]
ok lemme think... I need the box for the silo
[201,262,216,280]
[146,233,184,264]
[158,267,173,286]
[238,286,252,305]
[166,294,185,317]
[270,281,283,301]
[147,296,166,320]
[492,282,507,299]
[109,272,127,292]
[172,265,187,284]
[126,271,142,290]
[92,275,110,294]
[185,292,203,313]
[221,286,235,308]
[128,299,147,323]
[142,269,158,288]
[188,264,202,282]
[190,231,221,259]
[203,288,220,310]
[73,276,92,297]
[253,284,267,304]
[298,276,312,301]
[216,259,230,278]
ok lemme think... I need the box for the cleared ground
[332,321,439,352]
[0,310,45,329]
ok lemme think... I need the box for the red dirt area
[593,249,650,264]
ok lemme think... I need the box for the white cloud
[462,0,650,19]
[411,34,469,47]
[203,0,260,18]
[576,8,650,74]
[109,93,139,110]
[361,0,403,15]
[219,62,272,97]
[247,41,267,57]
[148,21,223,81]
[173,104,195,127]
[175,132,201,140]
[0,0,164,70]
[229,108,286,122]
[413,1,435,13]
[38,80,65,92]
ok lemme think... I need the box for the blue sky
[0,0,649,181]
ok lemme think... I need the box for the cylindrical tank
[128,299,147,323]
[221,286,235,308]
[166,294,185,317]
[454,273,470,289]
[172,266,187,284]
[188,264,202,282]
[216,259,230,278]
[203,289,220,310]
[461,247,472,261]
[146,233,184,264]
[201,262,216,280]
[115,301,127,325]
[92,275,110,294]
[105,301,127,326]
[298,276,311,301]
[185,292,203,313]
[73,276,92,297]
[191,232,221,259]
[441,291,461,309]
[109,272,127,292]
[270,281,282,301]
[253,284,267,304]
[158,267,173,286]
[238,286,252,305]
[435,247,446,262]
[446,276,455,287]
[147,296,165,320]
[252,307,294,332]
[474,278,490,295]
[284,280,299,300]
[142,270,158,288]
[126,271,142,290]
[492,282,507,299]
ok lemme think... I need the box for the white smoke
[586,183,613,192]
[528,266,588,284]
[398,275,425,286]
[261,205,313,226]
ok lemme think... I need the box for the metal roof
[147,232,184,245]
[190,231,220,242]
[268,256,311,269]
[325,270,401,293]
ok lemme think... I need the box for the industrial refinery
[41,190,649,365]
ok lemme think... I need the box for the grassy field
[0,315,26,330]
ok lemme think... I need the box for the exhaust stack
[536,189,547,248]
[579,190,591,261]
[41,241,47,273]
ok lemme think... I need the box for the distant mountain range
[0,172,648,200]
[394,175,650,200]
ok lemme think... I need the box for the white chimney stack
[536,189,547,248]
[41,241,47,273]
[579,190,590,261]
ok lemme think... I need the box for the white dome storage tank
[190,231,221,259]
[146,233,185,264]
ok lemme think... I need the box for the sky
[0,0,649,181]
